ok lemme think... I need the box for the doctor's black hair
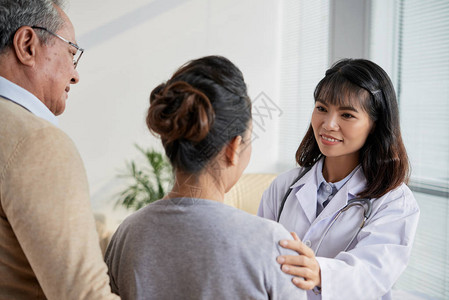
[296,58,410,199]
[147,55,251,174]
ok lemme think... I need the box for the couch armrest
[94,213,112,256]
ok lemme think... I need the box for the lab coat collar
[292,159,367,225]
[290,165,315,189]
[313,167,367,225]
[292,162,320,224]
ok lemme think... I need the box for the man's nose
[70,68,80,84]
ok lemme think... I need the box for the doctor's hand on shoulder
[277,232,321,290]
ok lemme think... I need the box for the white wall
[60,0,283,226]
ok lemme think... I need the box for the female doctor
[257,59,420,300]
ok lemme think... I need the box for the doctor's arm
[278,187,420,299]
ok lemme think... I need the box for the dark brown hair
[296,58,410,199]
[147,56,251,174]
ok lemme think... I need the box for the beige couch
[224,173,277,215]
[95,173,277,254]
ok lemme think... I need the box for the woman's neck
[322,154,360,183]
[166,171,226,203]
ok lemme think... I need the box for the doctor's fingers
[292,276,317,291]
[279,239,315,258]
[280,265,317,290]
[290,231,300,241]
[277,253,310,267]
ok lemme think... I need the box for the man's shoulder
[0,98,71,146]
[0,98,74,166]
[0,97,56,133]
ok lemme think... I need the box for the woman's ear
[225,136,242,166]
[13,26,39,67]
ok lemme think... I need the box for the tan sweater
[0,98,119,299]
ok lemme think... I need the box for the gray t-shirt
[105,198,306,300]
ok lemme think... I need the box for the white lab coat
[258,161,420,300]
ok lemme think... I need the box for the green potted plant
[116,145,173,211]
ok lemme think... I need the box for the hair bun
[147,81,215,144]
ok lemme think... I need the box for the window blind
[277,0,329,170]
[390,0,449,298]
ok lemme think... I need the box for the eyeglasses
[31,26,84,69]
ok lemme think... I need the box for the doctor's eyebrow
[315,99,359,113]
[338,105,359,113]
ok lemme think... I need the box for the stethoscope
[277,167,373,254]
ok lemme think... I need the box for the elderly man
[0,1,119,299]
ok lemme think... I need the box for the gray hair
[0,0,66,53]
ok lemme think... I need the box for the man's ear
[225,136,242,166]
[13,26,39,67]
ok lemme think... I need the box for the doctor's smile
[319,134,342,145]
